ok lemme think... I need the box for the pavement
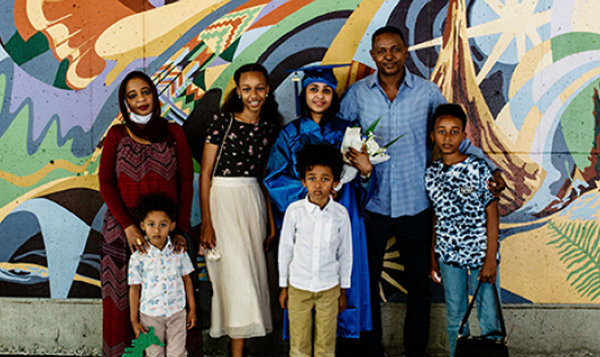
[3,352,599,357]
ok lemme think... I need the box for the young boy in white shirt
[128,195,196,357]
[278,143,353,357]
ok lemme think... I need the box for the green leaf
[547,220,600,301]
[363,117,382,137]
[383,133,406,149]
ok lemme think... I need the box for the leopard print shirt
[425,155,499,269]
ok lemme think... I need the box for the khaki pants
[288,285,340,357]
[140,309,187,357]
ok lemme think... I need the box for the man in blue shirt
[338,26,505,357]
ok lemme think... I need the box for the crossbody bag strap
[493,281,507,339]
[211,113,234,179]
[457,279,507,339]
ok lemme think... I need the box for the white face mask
[124,100,153,124]
[129,112,153,124]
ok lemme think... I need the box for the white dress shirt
[278,196,352,292]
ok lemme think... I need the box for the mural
[1,0,599,305]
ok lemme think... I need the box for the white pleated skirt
[207,177,273,339]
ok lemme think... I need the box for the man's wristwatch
[360,172,371,182]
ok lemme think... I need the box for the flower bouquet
[336,117,404,190]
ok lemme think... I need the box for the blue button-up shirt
[339,69,494,218]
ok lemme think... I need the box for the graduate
[264,65,375,352]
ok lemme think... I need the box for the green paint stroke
[0,74,4,116]
[547,220,600,301]
[561,80,597,169]
[220,38,240,62]
[5,31,49,66]
[551,32,600,63]
[53,59,72,90]
[0,101,96,207]
[211,0,362,90]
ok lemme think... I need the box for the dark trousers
[366,209,433,357]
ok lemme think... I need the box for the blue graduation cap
[287,64,350,116]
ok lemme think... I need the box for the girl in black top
[199,63,281,357]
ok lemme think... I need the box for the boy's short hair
[296,143,344,182]
[372,26,407,48]
[431,104,468,131]
[137,195,177,222]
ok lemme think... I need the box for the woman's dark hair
[137,195,178,223]
[299,86,340,128]
[295,143,344,182]
[220,63,282,127]
[118,71,168,142]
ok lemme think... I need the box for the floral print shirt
[128,237,194,317]
[206,113,277,177]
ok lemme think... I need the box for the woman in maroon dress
[99,71,197,357]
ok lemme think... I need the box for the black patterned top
[206,113,277,177]
[424,155,500,269]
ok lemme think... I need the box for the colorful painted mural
[1,0,599,305]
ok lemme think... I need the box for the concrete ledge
[0,298,101,356]
[381,303,600,357]
[2,298,600,356]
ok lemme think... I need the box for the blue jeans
[439,261,502,357]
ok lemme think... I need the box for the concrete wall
[0,299,101,356]
[2,299,600,357]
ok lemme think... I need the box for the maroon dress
[99,123,198,357]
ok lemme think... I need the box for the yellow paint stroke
[409,37,443,52]
[383,261,404,271]
[204,63,227,90]
[66,46,95,90]
[96,0,230,86]
[412,1,551,85]
[561,66,600,103]
[384,251,400,260]
[432,0,546,213]
[0,110,107,187]
[0,262,100,287]
[0,174,99,222]
[381,271,407,295]
[75,273,101,287]
[0,115,113,221]
[507,66,600,154]
[509,38,553,98]
[386,236,396,250]
[0,157,94,187]
[26,0,50,32]
[320,0,386,93]
[473,1,550,83]
[379,282,386,301]
[0,262,48,277]
[499,214,554,230]
[572,0,600,33]
[494,104,519,143]
[514,105,543,154]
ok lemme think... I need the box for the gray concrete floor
[0,352,598,357]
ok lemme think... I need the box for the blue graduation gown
[264,116,373,338]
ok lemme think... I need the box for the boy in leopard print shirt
[424,104,502,357]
